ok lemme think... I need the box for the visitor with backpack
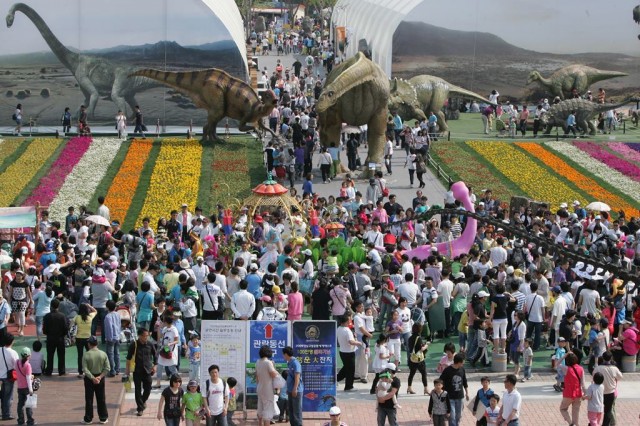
[203,364,229,426]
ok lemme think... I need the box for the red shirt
[563,364,584,399]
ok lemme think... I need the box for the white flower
[49,137,123,221]
[545,142,640,203]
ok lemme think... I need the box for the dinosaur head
[260,90,278,108]
[527,71,541,85]
[6,5,16,27]
[316,88,337,113]
[388,78,427,121]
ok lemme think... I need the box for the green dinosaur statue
[6,2,158,118]
[129,68,278,142]
[316,52,390,166]
[392,75,491,132]
[387,78,426,123]
[541,97,636,135]
[527,64,628,100]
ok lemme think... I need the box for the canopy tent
[203,0,249,78]
[331,0,426,76]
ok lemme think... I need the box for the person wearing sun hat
[323,405,347,426]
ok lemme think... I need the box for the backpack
[11,113,17,121]
[205,378,227,403]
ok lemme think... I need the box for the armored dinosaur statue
[129,68,278,142]
[316,52,389,165]
[6,2,158,118]
[541,97,636,135]
[392,75,491,132]
[527,65,628,100]
[387,78,426,123]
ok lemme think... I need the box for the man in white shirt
[233,241,253,271]
[438,270,454,337]
[202,365,228,424]
[192,256,210,292]
[498,374,521,425]
[201,273,224,320]
[336,314,362,391]
[524,282,545,350]
[0,334,18,420]
[142,264,160,294]
[230,280,255,320]
[397,274,419,308]
[489,237,508,266]
[281,258,299,286]
[400,254,413,279]
[97,196,110,221]
[353,301,372,383]
[549,286,567,348]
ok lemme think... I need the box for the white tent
[331,0,425,76]
[202,0,249,78]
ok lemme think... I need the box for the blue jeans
[17,388,35,425]
[106,340,120,375]
[526,321,542,350]
[449,398,463,426]
[466,328,478,361]
[1,378,14,419]
[401,332,411,353]
[35,316,44,338]
[91,308,108,343]
[206,412,227,426]
[376,406,398,426]
[164,418,180,426]
[524,365,531,379]
[458,332,467,351]
[287,392,303,426]
[377,303,393,330]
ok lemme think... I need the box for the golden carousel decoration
[243,173,308,242]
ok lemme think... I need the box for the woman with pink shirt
[16,347,36,425]
[287,282,304,320]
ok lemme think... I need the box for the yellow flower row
[466,140,586,210]
[0,138,64,206]
[135,138,203,228]
[0,138,24,165]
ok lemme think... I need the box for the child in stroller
[116,304,136,344]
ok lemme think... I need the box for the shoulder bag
[2,348,17,382]
[409,336,425,363]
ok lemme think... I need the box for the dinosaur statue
[635,5,640,39]
[316,52,389,166]
[391,75,491,132]
[6,2,158,118]
[527,64,628,100]
[129,68,278,142]
[387,78,426,123]
[541,97,636,135]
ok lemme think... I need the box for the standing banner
[0,207,36,229]
[292,321,337,412]
[246,321,290,394]
[200,321,247,398]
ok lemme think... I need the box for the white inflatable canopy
[203,0,248,78]
[332,0,425,76]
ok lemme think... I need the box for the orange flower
[104,138,153,221]
[516,142,637,217]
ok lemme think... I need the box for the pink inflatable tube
[406,181,477,260]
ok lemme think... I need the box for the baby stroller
[116,304,135,344]
[64,322,78,347]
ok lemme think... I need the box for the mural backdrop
[0,0,244,126]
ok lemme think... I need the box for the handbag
[25,394,37,409]
[409,336,425,363]
[1,349,17,382]
[273,374,286,389]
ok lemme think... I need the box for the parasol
[325,222,345,230]
[0,254,13,265]
[585,202,611,212]
[84,215,111,227]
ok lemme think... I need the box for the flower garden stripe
[104,138,154,222]
[0,138,64,206]
[22,136,93,207]
[430,142,514,202]
[608,142,640,164]
[48,138,124,221]
[545,141,640,204]
[0,138,24,167]
[516,143,637,217]
[136,138,203,228]
[467,140,586,210]
[574,141,640,182]
[209,139,251,211]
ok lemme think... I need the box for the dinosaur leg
[110,81,130,118]
[204,113,224,143]
[366,108,388,165]
[76,75,100,118]
[124,94,139,118]
[436,111,449,133]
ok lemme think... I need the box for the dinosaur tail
[448,84,492,104]
[129,68,233,94]
[596,97,639,112]
[590,70,628,84]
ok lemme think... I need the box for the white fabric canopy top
[332,0,425,76]
[203,0,248,78]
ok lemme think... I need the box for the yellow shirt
[164,272,180,293]
[75,312,97,339]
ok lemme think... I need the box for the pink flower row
[574,141,640,182]
[23,136,93,206]
[608,142,640,163]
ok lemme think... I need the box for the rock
[15,90,27,99]
[40,67,47,74]
[24,89,31,95]
[4,70,10,75]
[40,88,50,97]
[6,90,13,97]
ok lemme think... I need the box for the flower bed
[431,142,513,202]
[545,141,640,203]
[574,141,640,182]
[48,138,124,221]
[467,140,585,210]
[136,138,203,227]
[516,142,637,217]
[0,138,24,166]
[104,138,154,222]
[608,142,640,164]
[23,136,92,207]
[0,138,64,206]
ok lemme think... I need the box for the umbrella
[585,201,611,212]
[84,215,111,227]
[325,222,345,230]
[0,254,13,265]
